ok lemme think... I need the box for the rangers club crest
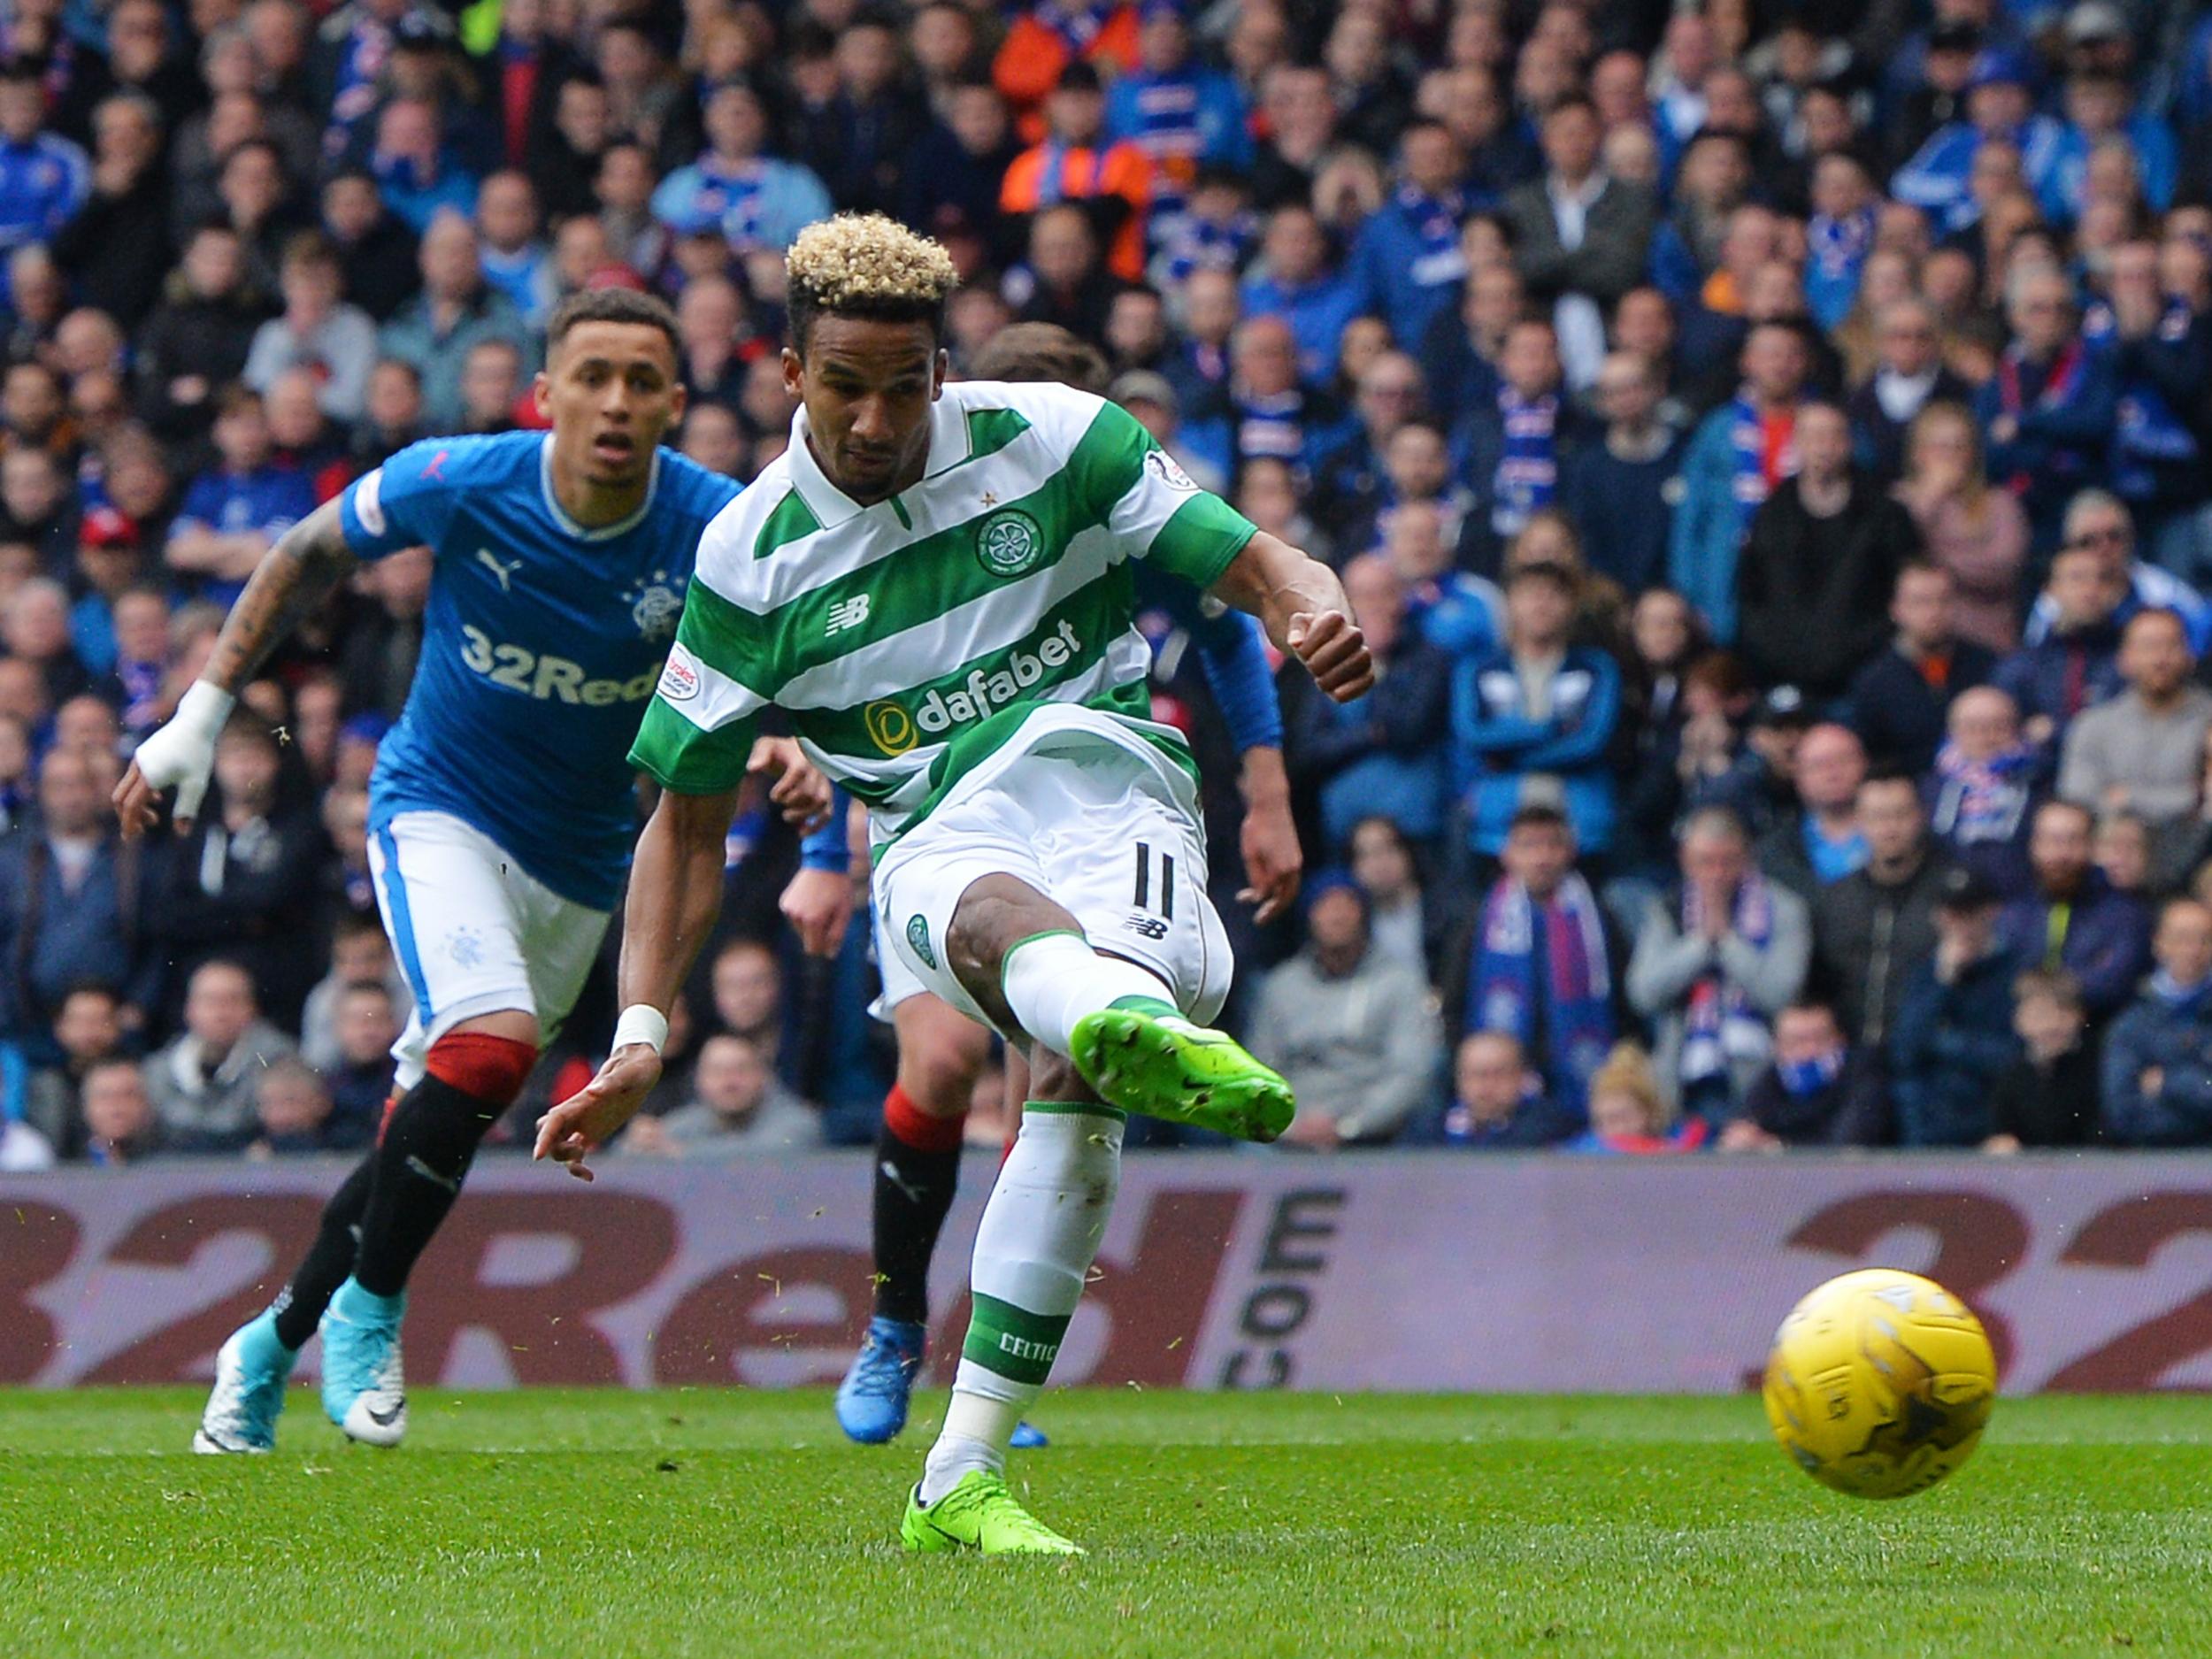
[626,572,685,641]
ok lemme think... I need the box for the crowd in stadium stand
[12,0,2212,1168]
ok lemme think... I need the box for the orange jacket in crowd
[1000,138,1154,281]
[993,5,1141,140]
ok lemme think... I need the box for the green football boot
[1067,1006,1294,1142]
[901,1472,1085,1556]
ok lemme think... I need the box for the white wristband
[175,680,236,739]
[611,1004,670,1055]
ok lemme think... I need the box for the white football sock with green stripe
[918,1103,1125,1505]
[1000,931,1177,1059]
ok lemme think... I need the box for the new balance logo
[826,594,872,634]
[476,549,523,591]
[1123,913,1170,940]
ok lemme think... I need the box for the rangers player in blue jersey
[115,288,821,1454]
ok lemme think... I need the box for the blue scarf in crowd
[1678,873,1775,1087]
[1471,872,1613,1106]
[1491,388,1561,538]
[1727,395,1794,543]
[1805,206,1874,331]
[1931,740,2036,849]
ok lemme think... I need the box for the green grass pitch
[4,1389,2210,1657]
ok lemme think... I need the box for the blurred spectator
[314,982,396,1150]
[1452,559,1620,862]
[75,1056,160,1164]
[1248,874,1441,1148]
[1671,319,1809,644]
[134,221,264,443]
[1001,62,1149,286]
[2029,491,2212,654]
[143,957,295,1154]
[1240,204,1360,389]
[246,1055,361,1157]
[1889,399,2029,656]
[2059,608,2212,883]
[0,746,160,1044]
[1812,768,1949,1049]
[1893,50,2061,235]
[50,92,173,331]
[619,1033,820,1158]
[2086,239,2204,559]
[0,60,88,266]
[299,910,409,1071]
[1425,1030,1576,1149]
[21,983,127,1157]
[993,0,1141,132]
[1558,349,1684,597]
[1506,96,1655,391]
[1349,119,1471,354]
[2101,898,2212,1148]
[1736,401,1919,702]
[1996,540,2126,757]
[1445,803,1623,1110]
[1288,552,1449,861]
[1852,300,1976,488]
[243,231,379,422]
[1927,686,2040,900]
[1978,268,2116,553]
[1755,722,1867,902]
[708,936,787,1077]
[472,170,555,329]
[1565,1041,1705,1154]
[652,83,833,257]
[1012,203,1120,346]
[1999,798,2151,1023]
[1985,968,2098,1151]
[7,577,89,704]
[1847,562,1998,776]
[1628,806,1812,1123]
[1889,864,2019,1148]
[1419,258,1518,426]
[378,208,532,432]
[1456,318,1590,566]
[320,166,419,323]
[1347,815,1436,981]
[165,385,315,608]
[158,717,324,1026]
[1725,1001,1887,1149]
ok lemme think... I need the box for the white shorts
[872,707,1233,1040]
[367,810,612,1088]
[870,909,930,1019]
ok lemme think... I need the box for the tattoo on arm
[200,498,360,695]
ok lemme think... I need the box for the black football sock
[271,1153,375,1350]
[350,1075,502,1298]
[871,1097,965,1326]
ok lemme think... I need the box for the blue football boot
[193,1308,295,1454]
[836,1317,926,1444]
[320,1278,407,1447]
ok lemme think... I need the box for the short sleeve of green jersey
[1069,398,1257,588]
[628,594,771,795]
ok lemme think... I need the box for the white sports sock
[918,1105,1125,1505]
[998,931,1174,1059]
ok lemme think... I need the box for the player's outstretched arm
[1210,531,1376,705]
[534,782,741,1181]
[114,499,358,837]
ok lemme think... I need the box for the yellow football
[1762,1268,1998,1500]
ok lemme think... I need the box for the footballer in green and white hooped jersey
[534,214,1375,1555]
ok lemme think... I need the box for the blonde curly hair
[785,214,959,353]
